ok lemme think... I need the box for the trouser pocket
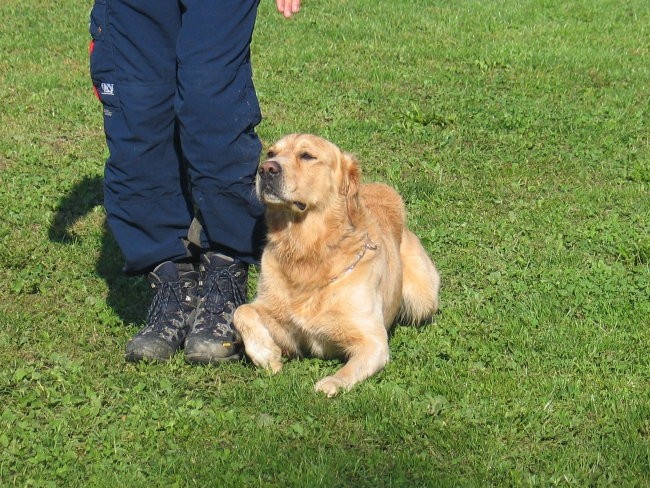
[88,0,119,110]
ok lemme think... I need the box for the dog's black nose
[258,160,282,178]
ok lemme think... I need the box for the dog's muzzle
[257,159,283,200]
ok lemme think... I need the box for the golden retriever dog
[233,134,440,397]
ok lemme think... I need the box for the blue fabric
[89,0,264,274]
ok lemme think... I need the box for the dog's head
[257,134,360,217]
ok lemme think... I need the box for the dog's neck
[265,199,366,268]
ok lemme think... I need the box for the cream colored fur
[233,134,440,396]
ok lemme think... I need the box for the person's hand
[276,0,301,18]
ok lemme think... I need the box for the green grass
[1,0,648,485]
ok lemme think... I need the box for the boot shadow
[48,175,148,325]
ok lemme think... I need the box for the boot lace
[146,281,184,327]
[201,266,246,316]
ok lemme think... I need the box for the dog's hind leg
[233,304,285,373]
[398,229,441,324]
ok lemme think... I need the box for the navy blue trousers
[89,0,265,274]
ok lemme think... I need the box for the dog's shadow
[48,176,148,325]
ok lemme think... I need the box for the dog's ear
[342,152,360,196]
[342,152,361,225]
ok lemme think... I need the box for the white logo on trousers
[100,83,114,96]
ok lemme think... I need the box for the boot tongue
[201,252,235,269]
[152,261,180,281]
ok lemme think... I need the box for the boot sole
[184,351,242,364]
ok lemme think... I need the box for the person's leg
[89,0,196,361]
[175,0,264,363]
[90,0,193,275]
[176,0,266,264]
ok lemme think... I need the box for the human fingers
[275,0,301,18]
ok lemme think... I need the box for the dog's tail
[398,230,440,325]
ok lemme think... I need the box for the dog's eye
[267,150,276,158]
[300,152,316,161]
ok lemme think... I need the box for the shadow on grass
[48,175,149,325]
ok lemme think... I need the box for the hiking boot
[184,252,247,364]
[125,261,199,362]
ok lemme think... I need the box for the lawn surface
[1,0,648,486]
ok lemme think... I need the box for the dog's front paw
[314,376,350,398]
[245,341,283,373]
